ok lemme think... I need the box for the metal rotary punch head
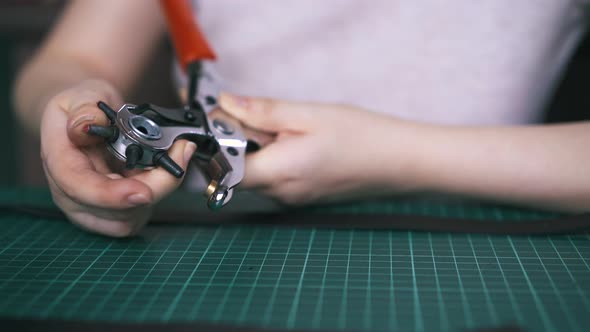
[87,65,247,210]
[85,0,256,210]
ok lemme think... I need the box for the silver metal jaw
[109,103,246,209]
[88,61,248,210]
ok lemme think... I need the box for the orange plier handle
[160,0,216,71]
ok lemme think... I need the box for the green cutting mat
[1,215,589,332]
[0,186,561,221]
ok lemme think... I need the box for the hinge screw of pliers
[184,111,196,122]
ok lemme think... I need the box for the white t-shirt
[183,0,588,125]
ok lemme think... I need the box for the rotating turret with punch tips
[87,0,251,210]
[87,97,248,210]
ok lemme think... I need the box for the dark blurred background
[0,1,588,187]
[0,1,178,187]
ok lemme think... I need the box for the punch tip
[96,101,118,122]
[85,124,117,141]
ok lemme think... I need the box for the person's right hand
[40,79,196,237]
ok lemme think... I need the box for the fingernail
[70,114,96,129]
[184,142,197,164]
[127,193,150,206]
[220,92,249,109]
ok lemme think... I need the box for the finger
[239,143,287,189]
[42,109,154,209]
[178,87,188,105]
[86,145,125,175]
[131,139,197,202]
[218,92,315,133]
[208,107,276,149]
[242,125,276,150]
[59,83,121,147]
[45,165,151,237]
[66,102,112,147]
[67,207,152,238]
[46,153,154,209]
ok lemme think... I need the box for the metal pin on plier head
[88,79,247,210]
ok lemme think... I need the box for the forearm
[12,0,164,134]
[392,121,590,213]
[13,55,116,133]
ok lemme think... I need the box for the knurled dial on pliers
[85,0,251,210]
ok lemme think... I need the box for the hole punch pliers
[87,0,249,210]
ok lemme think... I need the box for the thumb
[61,79,123,147]
[218,92,314,133]
[66,102,112,147]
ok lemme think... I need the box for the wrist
[370,118,444,195]
[53,79,121,110]
[14,54,122,134]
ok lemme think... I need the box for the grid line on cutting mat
[0,216,589,332]
[467,234,498,323]
[160,228,206,320]
[78,232,163,320]
[237,228,278,323]
[549,237,590,312]
[429,233,449,330]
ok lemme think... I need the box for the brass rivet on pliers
[205,180,218,198]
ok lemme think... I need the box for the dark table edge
[0,317,524,332]
[2,205,589,235]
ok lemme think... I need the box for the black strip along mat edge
[0,317,525,332]
[1,204,589,235]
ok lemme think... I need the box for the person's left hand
[218,93,423,205]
